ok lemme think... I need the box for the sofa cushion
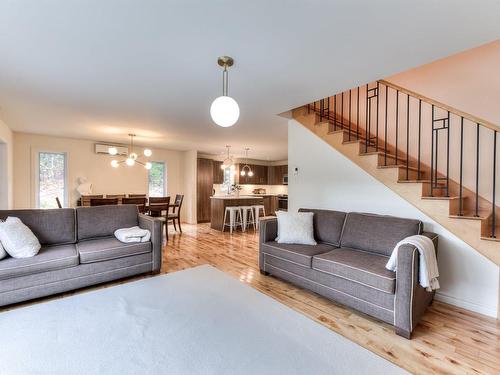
[341,212,422,256]
[0,244,78,280]
[76,205,139,241]
[312,247,396,294]
[0,209,76,245]
[299,208,346,246]
[77,237,151,264]
[261,241,336,268]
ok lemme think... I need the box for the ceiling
[0,1,499,161]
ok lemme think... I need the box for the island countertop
[210,195,276,200]
[210,196,266,230]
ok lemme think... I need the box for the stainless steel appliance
[283,175,288,185]
[277,194,288,211]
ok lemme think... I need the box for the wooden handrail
[379,79,500,133]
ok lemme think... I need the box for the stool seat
[223,206,243,234]
[252,205,266,229]
[240,206,256,232]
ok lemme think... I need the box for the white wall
[13,132,191,215]
[288,119,499,318]
[0,118,13,209]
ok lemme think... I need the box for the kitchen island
[210,196,267,231]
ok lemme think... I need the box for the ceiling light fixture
[220,145,235,171]
[210,56,240,127]
[240,148,253,177]
[109,134,152,169]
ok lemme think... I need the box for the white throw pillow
[0,217,41,258]
[276,211,317,245]
[0,240,7,260]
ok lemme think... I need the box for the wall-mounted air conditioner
[94,144,128,156]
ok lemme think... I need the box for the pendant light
[210,56,240,127]
[109,134,153,169]
[240,148,253,177]
[220,145,235,171]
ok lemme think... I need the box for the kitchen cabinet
[263,196,279,215]
[213,160,224,184]
[239,164,268,185]
[267,165,288,185]
[197,158,214,223]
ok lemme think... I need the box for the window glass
[38,152,66,208]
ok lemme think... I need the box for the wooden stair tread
[377,164,420,173]
[421,195,461,201]
[449,213,489,221]
[397,179,431,183]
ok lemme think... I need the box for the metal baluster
[341,91,344,130]
[459,117,464,216]
[417,99,422,180]
[384,85,388,166]
[333,94,337,131]
[430,105,434,197]
[356,87,360,140]
[376,82,379,151]
[320,99,324,122]
[395,90,399,164]
[365,84,369,153]
[348,90,352,141]
[475,123,480,217]
[406,94,410,180]
[446,111,450,197]
[492,130,497,238]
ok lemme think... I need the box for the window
[220,166,235,192]
[38,152,67,208]
[148,161,166,197]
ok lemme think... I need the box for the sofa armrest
[259,217,278,272]
[394,231,438,338]
[139,214,163,273]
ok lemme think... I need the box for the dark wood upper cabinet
[239,164,268,185]
[267,165,288,185]
[213,160,224,184]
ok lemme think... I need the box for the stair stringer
[294,108,500,267]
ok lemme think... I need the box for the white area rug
[0,265,406,374]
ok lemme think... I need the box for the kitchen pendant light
[109,134,153,169]
[210,56,240,127]
[240,148,253,177]
[220,145,235,171]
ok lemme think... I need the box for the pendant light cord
[223,66,228,96]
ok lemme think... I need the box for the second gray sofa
[0,205,163,308]
[259,209,438,339]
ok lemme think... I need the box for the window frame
[34,150,68,209]
[148,161,167,197]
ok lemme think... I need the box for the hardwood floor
[1,223,498,374]
[165,224,500,375]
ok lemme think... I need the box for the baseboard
[435,291,498,318]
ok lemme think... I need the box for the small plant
[231,183,242,192]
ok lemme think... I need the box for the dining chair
[55,197,63,208]
[148,196,171,241]
[90,198,119,206]
[81,194,104,207]
[168,194,184,233]
[106,194,126,204]
[122,197,147,214]
[128,194,147,198]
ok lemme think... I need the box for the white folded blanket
[386,235,440,291]
[114,226,151,243]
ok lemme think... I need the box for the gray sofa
[0,205,163,308]
[259,209,438,339]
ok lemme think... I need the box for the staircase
[293,80,500,266]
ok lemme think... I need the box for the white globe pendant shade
[210,96,240,127]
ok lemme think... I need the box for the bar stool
[240,206,256,232]
[223,206,243,234]
[252,205,266,229]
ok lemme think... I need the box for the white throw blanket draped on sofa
[114,226,151,243]
[386,235,440,291]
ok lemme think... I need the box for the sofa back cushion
[76,205,138,241]
[0,209,76,246]
[299,208,346,247]
[341,212,422,256]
